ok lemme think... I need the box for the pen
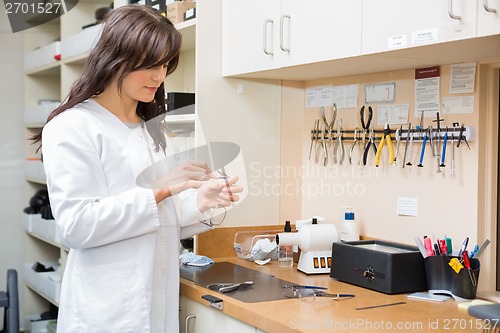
[424,236,434,257]
[469,244,479,258]
[356,301,406,310]
[333,293,355,298]
[315,291,355,298]
[445,237,453,255]
[461,250,477,286]
[434,243,441,255]
[294,285,328,290]
[438,239,448,255]
[458,237,469,258]
[472,239,490,258]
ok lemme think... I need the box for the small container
[233,230,280,262]
[340,207,359,242]
[278,221,294,268]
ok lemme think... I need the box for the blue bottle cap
[345,212,355,220]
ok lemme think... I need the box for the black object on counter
[331,240,427,294]
[181,262,293,303]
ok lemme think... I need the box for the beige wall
[281,61,500,291]
[199,0,499,293]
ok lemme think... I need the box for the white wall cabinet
[477,0,500,37]
[221,0,362,77]
[221,0,500,81]
[361,0,477,55]
[179,296,261,333]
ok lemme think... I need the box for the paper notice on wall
[377,104,409,125]
[415,66,440,118]
[306,85,333,108]
[449,62,476,94]
[333,84,359,109]
[442,96,474,114]
[397,197,418,217]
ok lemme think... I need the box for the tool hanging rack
[309,107,474,171]
[310,125,474,144]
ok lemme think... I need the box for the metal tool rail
[310,126,473,143]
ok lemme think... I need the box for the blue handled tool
[440,128,448,167]
[417,130,428,167]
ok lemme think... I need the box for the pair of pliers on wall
[321,105,337,133]
[349,127,362,165]
[332,118,344,164]
[321,105,337,165]
[362,125,377,166]
[375,124,395,167]
[360,106,372,150]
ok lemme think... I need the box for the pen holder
[424,255,480,300]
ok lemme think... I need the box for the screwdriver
[417,129,428,168]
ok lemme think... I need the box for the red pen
[462,250,477,286]
[424,236,434,257]
[439,239,448,255]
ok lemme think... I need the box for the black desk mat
[180,262,291,303]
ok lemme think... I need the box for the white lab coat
[42,99,211,333]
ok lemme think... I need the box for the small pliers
[349,127,362,165]
[332,118,344,164]
[362,124,377,166]
[375,124,395,167]
[321,104,336,132]
[360,105,373,149]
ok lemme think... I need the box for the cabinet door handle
[263,19,274,55]
[185,314,196,333]
[448,0,461,20]
[483,0,497,12]
[280,14,291,52]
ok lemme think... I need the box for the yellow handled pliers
[375,124,395,167]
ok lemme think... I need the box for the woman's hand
[153,161,211,203]
[196,175,243,214]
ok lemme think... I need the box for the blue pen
[469,244,479,258]
[294,285,328,290]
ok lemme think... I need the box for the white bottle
[340,207,359,242]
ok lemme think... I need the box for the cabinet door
[280,0,362,67]
[362,0,477,55]
[221,0,282,76]
[180,296,257,333]
[477,0,500,36]
[222,0,362,77]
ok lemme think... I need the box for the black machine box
[331,240,427,294]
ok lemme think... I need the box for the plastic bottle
[340,207,359,242]
[278,221,294,267]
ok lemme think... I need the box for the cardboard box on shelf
[166,1,196,25]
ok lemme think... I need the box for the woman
[32,4,241,332]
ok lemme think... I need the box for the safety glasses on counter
[282,284,355,303]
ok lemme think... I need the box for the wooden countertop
[180,258,486,333]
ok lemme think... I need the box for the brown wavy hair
[32,4,182,152]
